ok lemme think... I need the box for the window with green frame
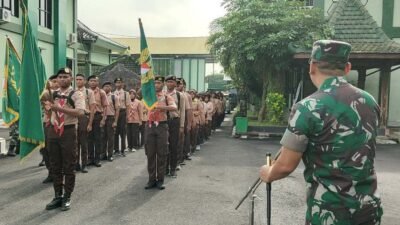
[152,58,174,76]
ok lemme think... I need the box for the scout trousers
[145,123,168,182]
[114,109,127,152]
[48,125,77,194]
[77,116,89,166]
[102,116,115,158]
[127,123,140,150]
[88,113,102,163]
[167,118,180,172]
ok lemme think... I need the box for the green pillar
[54,0,67,72]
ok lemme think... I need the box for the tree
[208,0,332,121]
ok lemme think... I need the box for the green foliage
[208,0,333,97]
[266,92,286,124]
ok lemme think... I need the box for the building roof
[112,37,210,55]
[328,0,400,54]
[77,20,128,53]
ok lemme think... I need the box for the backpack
[53,90,76,108]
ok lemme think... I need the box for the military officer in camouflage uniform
[259,40,382,225]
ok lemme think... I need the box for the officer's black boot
[45,190,63,210]
[61,192,71,211]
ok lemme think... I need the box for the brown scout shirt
[166,90,186,128]
[127,99,143,124]
[114,89,131,109]
[148,92,176,122]
[76,87,96,114]
[42,87,86,126]
[91,87,108,113]
[105,92,120,116]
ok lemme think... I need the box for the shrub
[266,92,286,125]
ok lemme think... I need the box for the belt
[107,115,115,118]
[95,111,102,115]
[51,124,76,129]
[119,108,126,112]
[147,121,167,125]
[168,117,179,121]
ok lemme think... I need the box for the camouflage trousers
[306,201,383,225]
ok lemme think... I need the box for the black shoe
[101,155,108,161]
[81,166,88,173]
[166,168,170,176]
[42,176,53,184]
[180,162,186,166]
[87,161,95,166]
[45,192,63,210]
[156,181,165,190]
[38,160,45,166]
[60,193,71,211]
[75,164,81,171]
[94,162,102,167]
[145,181,157,190]
[121,153,126,157]
[170,171,177,178]
[108,157,114,162]
[185,156,192,161]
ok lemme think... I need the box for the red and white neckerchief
[53,96,66,136]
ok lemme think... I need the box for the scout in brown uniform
[175,78,190,168]
[39,74,59,183]
[177,78,193,162]
[189,90,201,154]
[137,89,148,148]
[87,75,108,167]
[205,94,214,138]
[145,76,177,190]
[75,74,96,173]
[42,67,85,211]
[127,89,142,152]
[196,93,206,151]
[113,78,131,156]
[165,75,185,177]
[102,81,120,161]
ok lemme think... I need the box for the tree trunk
[257,78,268,122]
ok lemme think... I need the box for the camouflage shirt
[281,76,383,225]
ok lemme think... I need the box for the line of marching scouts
[30,67,226,211]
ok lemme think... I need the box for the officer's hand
[87,124,92,132]
[259,165,272,183]
[112,122,117,128]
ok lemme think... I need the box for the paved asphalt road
[0,118,399,225]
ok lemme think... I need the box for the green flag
[2,37,21,127]
[19,2,47,159]
[138,19,157,110]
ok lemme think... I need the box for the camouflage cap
[310,40,351,64]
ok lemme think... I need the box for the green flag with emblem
[138,19,157,110]
[2,37,21,127]
[19,2,47,159]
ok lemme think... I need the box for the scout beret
[102,81,112,87]
[114,77,123,83]
[154,75,165,82]
[165,75,176,82]
[310,40,351,64]
[176,77,183,84]
[56,67,72,76]
[49,74,58,80]
[87,75,98,81]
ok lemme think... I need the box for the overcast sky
[77,0,226,38]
